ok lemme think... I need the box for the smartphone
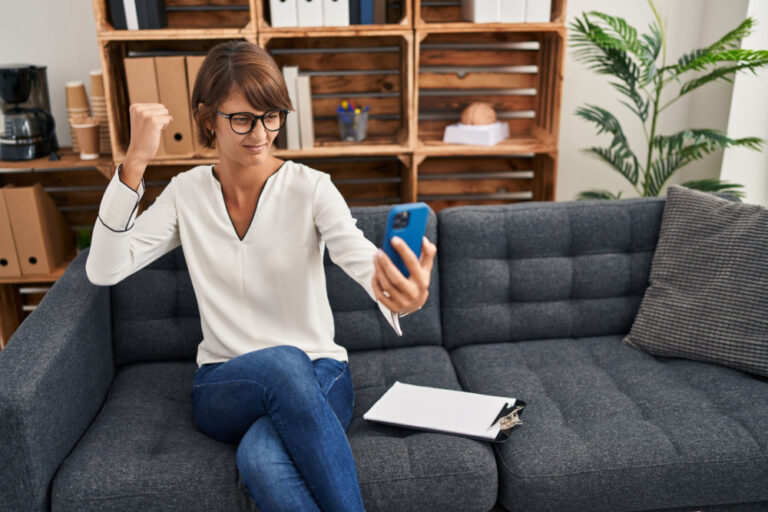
[382,202,430,278]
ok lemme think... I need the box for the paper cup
[70,117,100,160]
[90,70,104,98]
[65,81,89,110]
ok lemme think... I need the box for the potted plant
[570,0,768,199]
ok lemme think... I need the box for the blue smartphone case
[382,202,430,278]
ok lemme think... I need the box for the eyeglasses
[216,109,288,134]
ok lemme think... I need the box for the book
[296,74,315,150]
[270,0,299,27]
[373,0,387,24]
[297,0,324,26]
[359,0,373,24]
[108,0,168,30]
[363,381,525,442]
[281,66,301,150]
[323,0,350,26]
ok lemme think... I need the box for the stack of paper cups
[90,70,111,155]
[65,82,90,153]
[68,115,101,160]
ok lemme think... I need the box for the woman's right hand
[124,103,174,169]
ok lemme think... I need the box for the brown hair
[191,41,293,149]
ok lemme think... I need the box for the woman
[85,40,435,511]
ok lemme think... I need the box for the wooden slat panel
[313,96,401,116]
[272,52,400,71]
[166,0,249,6]
[420,198,528,213]
[311,74,400,95]
[421,4,462,23]
[419,94,536,112]
[313,118,402,138]
[418,156,534,174]
[418,177,533,196]
[419,72,537,90]
[423,32,539,45]
[167,11,249,28]
[420,49,537,67]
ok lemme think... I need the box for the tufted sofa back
[437,198,665,350]
[110,206,441,365]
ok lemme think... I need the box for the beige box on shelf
[124,57,167,156]
[2,183,75,276]
[0,189,22,278]
[155,56,195,156]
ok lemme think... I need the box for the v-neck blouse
[86,160,403,366]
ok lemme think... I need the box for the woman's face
[205,87,281,169]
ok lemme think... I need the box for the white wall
[720,0,768,206]
[557,0,752,201]
[0,0,101,147]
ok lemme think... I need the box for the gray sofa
[1,197,767,512]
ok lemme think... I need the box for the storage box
[2,183,75,276]
[0,188,22,278]
[443,122,510,146]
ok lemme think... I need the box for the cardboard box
[2,183,75,276]
[0,188,22,278]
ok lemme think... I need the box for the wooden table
[0,258,72,349]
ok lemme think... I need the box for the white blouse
[85,160,402,366]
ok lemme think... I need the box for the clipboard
[363,381,526,443]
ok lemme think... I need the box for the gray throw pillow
[623,185,768,377]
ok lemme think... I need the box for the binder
[155,56,195,156]
[323,0,349,26]
[373,0,387,24]
[124,57,167,156]
[185,55,218,158]
[296,74,315,149]
[363,381,526,443]
[462,0,500,23]
[525,0,551,22]
[282,65,301,150]
[0,188,22,278]
[108,0,168,30]
[500,0,525,22]
[270,0,299,27]
[349,0,360,25]
[359,0,374,24]
[298,0,324,26]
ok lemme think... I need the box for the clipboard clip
[489,400,526,434]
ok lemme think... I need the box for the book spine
[108,0,127,29]
[359,0,373,24]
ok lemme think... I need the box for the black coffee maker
[0,64,59,161]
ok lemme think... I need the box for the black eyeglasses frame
[216,109,289,134]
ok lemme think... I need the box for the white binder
[323,0,349,26]
[525,0,551,22]
[461,0,500,23]
[282,66,301,150]
[297,0,324,26]
[270,0,298,27]
[500,0,525,22]
[364,381,525,443]
[296,74,315,149]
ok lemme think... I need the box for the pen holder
[337,111,368,142]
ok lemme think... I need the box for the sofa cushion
[52,346,496,512]
[450,336,768,512]
[624,186,768,377]
[437,199,664,350]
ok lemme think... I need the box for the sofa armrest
[0,249,115,511]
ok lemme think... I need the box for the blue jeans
[190,345,365,512]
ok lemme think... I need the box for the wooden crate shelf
[88,0,565,209]
[262,32,413,152]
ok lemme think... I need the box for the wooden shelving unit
[88,0,566,211]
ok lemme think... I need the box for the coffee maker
[0,64,59,161]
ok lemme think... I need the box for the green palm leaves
[570,2,767,200]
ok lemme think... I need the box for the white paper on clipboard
[363,381,525,442]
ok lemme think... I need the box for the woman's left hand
[372,236,437,315]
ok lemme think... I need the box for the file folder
[155,56,195,156]
[0,188,22,278]
[270,0,299,27]
[297,0,324,26]
[525,0,551,22]
[323,0,349,26]
[282,65,301,150]
[363,381,526,443]
[500,0,525,22]
[124,57,167,156]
